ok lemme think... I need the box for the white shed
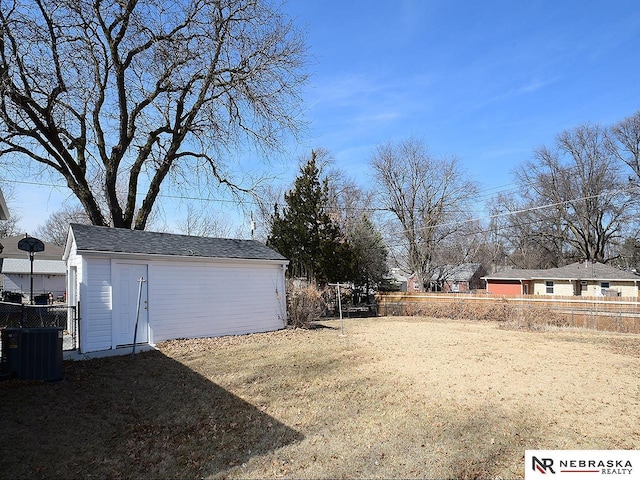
[63,223,288,354]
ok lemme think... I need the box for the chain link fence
[0,301,77,355]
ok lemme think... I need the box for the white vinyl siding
[615,283,640,297]
[533,280,574,296]
[1,273,66,298]
[67,230,287,354]
[81,257,112,352]
[531,278,638,297]
[1,274,23,294]
[149,260,285,342]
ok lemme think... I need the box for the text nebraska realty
[535,457,633,475]
[561,459,632,475]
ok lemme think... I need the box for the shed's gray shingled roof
[485,262,640,281]
[69,223,287,261]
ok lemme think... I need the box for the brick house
[483,261,640,298]
[430,263,487,293]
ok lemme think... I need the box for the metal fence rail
[0,302,77,354]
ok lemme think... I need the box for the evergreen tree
[267,151,351,283]
[349,215,389,297]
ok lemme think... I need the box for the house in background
[430,263,487,293]
[383,268,409,292]
[483,261,640,298]
[0,235,64,260]
[1,258,66,301]
[64,223,289,354]
[394,272,423,292]
[406,273,421,292]
[0,235,66,302]
[383,264,487,293]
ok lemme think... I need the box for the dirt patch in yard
[1,317,639,479]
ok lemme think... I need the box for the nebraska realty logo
[525,450,640,479]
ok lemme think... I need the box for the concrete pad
[64,344,157,361]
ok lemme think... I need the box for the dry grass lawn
[1,316,639,479]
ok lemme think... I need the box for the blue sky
[7,0,640,234]
[283,0,640,192]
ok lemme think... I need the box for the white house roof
[66,223,288,262]
[484,262,640,282]
[1,258,67,275]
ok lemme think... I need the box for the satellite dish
[18,236,45,254]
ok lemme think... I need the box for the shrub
[286,280,327,328]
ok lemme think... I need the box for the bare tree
[612,237,640,272]
[491,191,566,269]
[514,123,633,263]
[0,184,20,237]
[610,109,640,185]
[0,0,308,229]
[0,214,18,238]
[35,205,90,246]
[175,204,238,238]
[433,219,485,265]
[370,138,478,290]
[326,169,376,237]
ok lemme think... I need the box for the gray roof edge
[74,248,290,264]
[484,262,640,282]
[69,223,288,262]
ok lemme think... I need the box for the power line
[0,177,256,206]
[379,184,639,240]
[0,176,523,213]
[4,176,635,241]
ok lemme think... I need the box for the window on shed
[600,281,610,295]
[545,281,554,294]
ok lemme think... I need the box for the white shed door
[114,264,148,347]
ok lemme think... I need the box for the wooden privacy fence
[375,292,640,334]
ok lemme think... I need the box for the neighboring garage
[64,223,288,354]
[1,258,66,301]
[483,268,534,295]
[483,278,529,295]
